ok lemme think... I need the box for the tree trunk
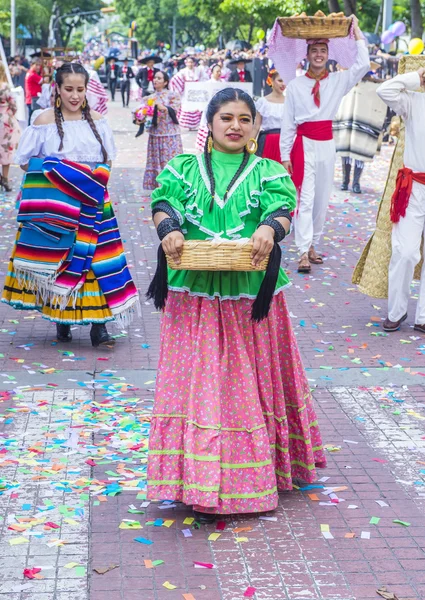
[343,0,356,15]
[247,17,254,44]
[328,0,341,12]
[410,0,423,39]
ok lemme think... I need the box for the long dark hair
[54,62,108,163]
[204,88,256,210]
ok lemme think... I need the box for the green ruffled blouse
[151,148,296,300]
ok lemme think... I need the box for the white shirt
[280,40,370,161]
[255,96,285,131]
[15,118,117,166]
[377,72,424,173]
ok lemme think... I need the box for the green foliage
[116,0,331,47]
[0,0,102,48]
[69,30,84,53]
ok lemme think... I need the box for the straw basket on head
[165,239,269,271]
[278,15,351,39]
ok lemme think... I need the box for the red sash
[391,167,425,223]
[290,120,333,195]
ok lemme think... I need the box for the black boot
[90,323,115,347]
[352,163,363,194]
[56,323,72,342]
[340,159,351,191]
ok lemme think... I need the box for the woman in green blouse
[146,88,326,523]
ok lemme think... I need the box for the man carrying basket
[270,14,369,273]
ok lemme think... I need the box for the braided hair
[204,88,256,211]
[54,62,108,163]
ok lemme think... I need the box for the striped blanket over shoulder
[333,80,387,163]
[14,156,140,327]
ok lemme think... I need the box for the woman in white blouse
[254,70,286,163]
[2,63,138,347]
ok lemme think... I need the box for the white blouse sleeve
[14,125,44,166]
[255,96,267,117]
[97,118,117,162]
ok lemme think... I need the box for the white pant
[294,138,335,255]
[388,181,425,324]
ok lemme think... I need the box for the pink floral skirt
[147,291,326,514]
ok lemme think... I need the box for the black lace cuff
[258,216,286,243]
[157,218,182,241]
[269,208,292,223]
[152,201,179,221]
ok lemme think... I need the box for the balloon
[256,29,265,40]
[164,43,170,49]
[381,30,396,44]
[409,37,424,55]
[94,56,104,70]
[389,21,406,37]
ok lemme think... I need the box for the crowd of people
[0,13,424,521]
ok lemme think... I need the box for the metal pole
[171,15,176,54]
[382,0,393,51]
[10,0,16,56]
[382,0,393,31]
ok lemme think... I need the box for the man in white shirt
[280,15,369,273]
[377,68,425,333]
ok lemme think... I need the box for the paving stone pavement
[0,101,425,599]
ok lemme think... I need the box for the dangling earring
[207,133,213,153]
[246,138,258,154]
[81,98,87,109]
[56,96,62,108]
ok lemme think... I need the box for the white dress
[15,117,117,167]
[255,96,285,131]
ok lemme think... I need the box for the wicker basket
[166,239,269,272]
[279,15,351,39]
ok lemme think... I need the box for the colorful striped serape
[12,157,139,327]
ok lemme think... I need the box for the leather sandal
[308,249,324,264]
[297,254,311,273]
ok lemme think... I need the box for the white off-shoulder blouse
[255,96,285,131]
[14,118,117,167]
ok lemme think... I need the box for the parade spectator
[0,61,21,192]
[11,56,28,88]
[25,61,43,124]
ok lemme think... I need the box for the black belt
[257,129,281,156]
